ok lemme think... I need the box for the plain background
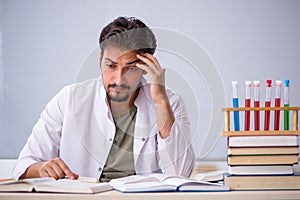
[1,0,300,160]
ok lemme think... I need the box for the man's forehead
[103,46,138,61]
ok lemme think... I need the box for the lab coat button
[98,167,102,171]
[141,138,145,141]
[109,138,112,142]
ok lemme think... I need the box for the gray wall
[1,0,300,160]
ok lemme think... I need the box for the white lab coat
[12,78,195,179]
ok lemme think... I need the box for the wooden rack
[222,107,300,136]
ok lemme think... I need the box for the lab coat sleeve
[157,92,195,177]
[12,87,68,179]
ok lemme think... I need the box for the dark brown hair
[99,17,157,55]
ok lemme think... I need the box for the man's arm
[136,53,174,138]
[156,93,195,176]
[154,97,175,139]
[136,53,195,176]
[13,87,78,180]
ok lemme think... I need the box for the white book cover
[228,165,294,175]
[228,136,298,147]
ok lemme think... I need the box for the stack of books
[224,134,300,190]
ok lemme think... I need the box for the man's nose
[113,69,127,84]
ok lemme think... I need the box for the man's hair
[99,17,157,56]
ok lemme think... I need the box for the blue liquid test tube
[232,81,240,131]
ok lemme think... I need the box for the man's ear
[99,51,103,62]
[99,52,103,70]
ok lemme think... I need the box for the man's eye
[127,67,138,72]
[106,64,116,69]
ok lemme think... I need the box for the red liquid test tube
[244,81,251,131]
[254,101,260,130]
[274,80,282,130]
[264,80,272,131]
[253,81,260,131]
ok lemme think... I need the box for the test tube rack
[222,106,300,136]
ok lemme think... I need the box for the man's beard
[106,83,131,102]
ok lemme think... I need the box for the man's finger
[45,167,60,180]
[136,63,155,75]
[142,53,160,66]
[51,162,66,178]
[39,168,51,178]
[136,54,157,69]
[55,158,78,179]
[137,54,162,73]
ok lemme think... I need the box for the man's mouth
[108,84,130,91]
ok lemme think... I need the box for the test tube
[274,80,282,131]
[244,81,251,131]
[284,80,290,130]
[253,80,260,131]
[232,81,240,131]
[264,80,272,131]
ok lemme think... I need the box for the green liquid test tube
[284,80,290,130]
[284,104,289,130]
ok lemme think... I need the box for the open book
[0,177,112,194]
[192,170,227,182]
[109,174,229,192]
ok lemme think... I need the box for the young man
[12,17,195,181]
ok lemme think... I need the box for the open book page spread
[0,177,55,192]
[109,174,229,192]
[0,177,112,194]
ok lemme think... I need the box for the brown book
[224,175,300,190]
[227,146,299,155]
[228,155,298,165]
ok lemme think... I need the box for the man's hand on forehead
[135,53,167,104]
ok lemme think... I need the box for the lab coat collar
[98,76,157,136]
[97,76,158,155]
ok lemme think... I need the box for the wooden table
[1,190,300,200]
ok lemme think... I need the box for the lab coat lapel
[72,79,115,165]
[133,81,158,173]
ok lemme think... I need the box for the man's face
[100,46,145,102]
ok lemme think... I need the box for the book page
[112,181,176,192]
[24,177,56,185]
[192,170,227,182]
[162,177,194,187]
[0,177,55,192]
[109,175,160,187]
[147,173,184,182]
[0,177,55,186]
[163,177,223,188]
[34,179,112,193]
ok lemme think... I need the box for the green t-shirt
[99,106,137,182]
